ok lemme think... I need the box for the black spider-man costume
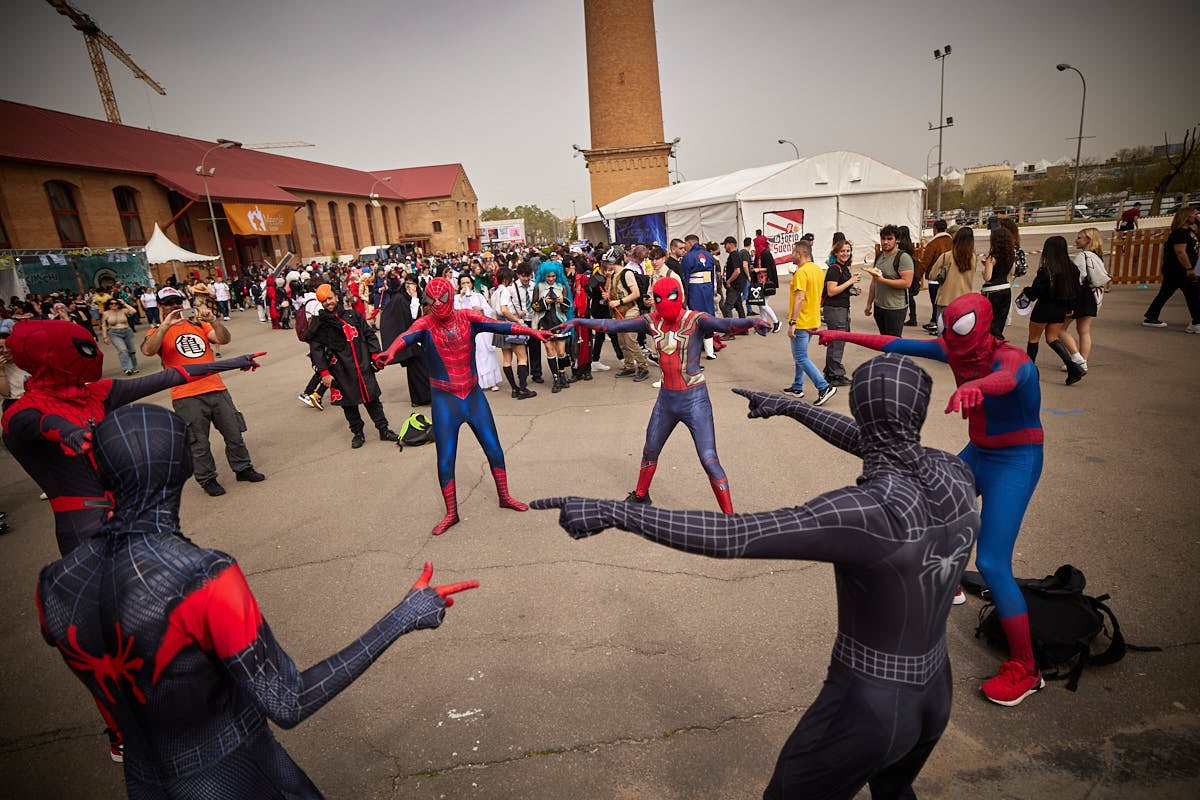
[36,404,477,798]
[1,320,264,556]
[534,354,980,799]
[375,277,552,535]
[563,277,770,513]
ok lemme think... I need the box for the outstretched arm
[465,309,551,341]
[700,315,772,336]
[374,322,426,367]
[817,329,948,364]
[104,353,266,410]
[179,561,476,729]
[531,494,887,566]
[732,388,861,457]
[562,316,648,335]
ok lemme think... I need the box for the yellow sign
[223,203,297,236]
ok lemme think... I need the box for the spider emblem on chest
[654,330,680,355]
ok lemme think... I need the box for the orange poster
[223,203,297,236]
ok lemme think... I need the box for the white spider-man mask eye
[950,311,977,337]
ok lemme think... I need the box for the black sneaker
[516,388,537,399]
[351,434,366,449]
[633,370,651,382]
[512,389,521,398]
[782,387,804,398]
[828,377,851,387]
[0,522,10,536]
[236,468,266,483]
[531,375,545,384]
[814,385,837,407]
[201,480,226,497]
[624,490,652,504]
[615,368,637,378]
[379,429,400,442]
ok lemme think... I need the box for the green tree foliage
[964,176,1011,210]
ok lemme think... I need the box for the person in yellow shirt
[786,241,837,405]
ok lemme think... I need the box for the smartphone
[181,308,198,320]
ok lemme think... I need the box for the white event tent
[143,223,220,265]
[578,151,925,268]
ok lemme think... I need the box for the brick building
[0,100,479,290]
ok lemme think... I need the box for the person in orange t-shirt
[141,287,264,497]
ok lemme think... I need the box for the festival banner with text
[762,209,805,265]
[223,203,297,236]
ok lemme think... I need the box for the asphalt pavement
[0,285,1197,799]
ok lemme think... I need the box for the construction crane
[46,0,165,125]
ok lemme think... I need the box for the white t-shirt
[212,282,231,302]
[140,291,157,309]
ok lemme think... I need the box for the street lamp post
[195,138,242,276]
[929,45,953,217]
[777,138,800,160]
[669,137,681,184]
[1057,63,1086,221]
[369,175,392,207]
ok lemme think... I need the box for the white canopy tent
[579,151,924,269]
[143,223,220,264]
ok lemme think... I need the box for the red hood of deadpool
[7,320,103,390]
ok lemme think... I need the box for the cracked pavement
[0,288,1197,798]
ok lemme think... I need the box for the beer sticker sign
[762,209,805,265]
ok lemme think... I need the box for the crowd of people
[2,207,1198,799]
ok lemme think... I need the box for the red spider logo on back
[59,622,146,704]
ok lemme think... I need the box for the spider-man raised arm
[732,388,862,457]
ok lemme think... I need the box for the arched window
[347,203,361,249]
[366,204,377,244]
[381,205,391,242]
[113,186,146,245]
[395,207,403,235]
[306,200,321,252]
[328,201,342,250]
[45,180,86,246]
[432,220,442,233]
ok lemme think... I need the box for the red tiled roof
[372,164,464,199]
[0,100,407,206]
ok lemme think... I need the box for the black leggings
[764,662,952,800]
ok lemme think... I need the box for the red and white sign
[762,209,805,265]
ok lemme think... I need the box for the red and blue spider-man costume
[375,277,552,535]
[36,403,477,798]
[819,292,1046,706]
[563,277,770,513]
[1,320,264,556]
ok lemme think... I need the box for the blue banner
[615,213,667,247]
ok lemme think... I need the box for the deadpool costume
[37,403,477,798]
[563,277,770,513]
[1,320,264,555]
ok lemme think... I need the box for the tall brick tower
[580,0,673,209]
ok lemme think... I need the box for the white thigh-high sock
[760,303,779,323]
[704,337,715,358]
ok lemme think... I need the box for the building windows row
[39,180,151,249]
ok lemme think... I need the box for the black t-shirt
[725,249,748,290]
[824,262,853,308]
[1164,227,1198,271]
[665,256,685,286]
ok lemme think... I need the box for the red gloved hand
[945,385,984,418]
[241,352,267,372]
[532,330,554,343]
[410,561,478,607]
[373,351,394,370]
[816,329,846,347]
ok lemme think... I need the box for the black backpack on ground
[966,564,1160,692]
[399,413,434,446]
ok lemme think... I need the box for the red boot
[492,468,528,512]
[710,477,734,514]
[432,481,460,535]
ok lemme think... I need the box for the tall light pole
[669,136,682,184]
[1057,63,1086,221]
[195,138,241,276]
[777,138,800,160]
[929,45,953,217]
[369,175,391,207]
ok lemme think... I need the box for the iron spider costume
[375,277,552,535]
[1,320,264,556]
[818,293,1046,705]
[36,404,477,799]
[563,277,770,513]
[534,354,980,799]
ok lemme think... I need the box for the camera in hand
[181,308,198,320]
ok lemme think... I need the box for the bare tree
[1151,127,1198,215]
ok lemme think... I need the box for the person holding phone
[141,287,265,497]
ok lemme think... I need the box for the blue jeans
[789,329,828,393]
[108,326,138,373]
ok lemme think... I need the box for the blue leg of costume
[958,442,1043,618]
[463,386,506,470]
[633,394,682,499]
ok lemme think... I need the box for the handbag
[1082,251,1110,289]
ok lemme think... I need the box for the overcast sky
[1,0,1188,218]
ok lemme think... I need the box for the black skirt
[1030,297,1074,325]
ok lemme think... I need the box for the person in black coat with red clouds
[379,273,432,406]
[306,284,401,449]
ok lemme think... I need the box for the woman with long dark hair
[379,274,432,405]
[981,225,1015,339]
[1019,236,1086,384]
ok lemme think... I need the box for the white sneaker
[1186,324,1200,334]
[223,317,230,321]
[298,394,315,408]
[953,590,966,605]
[592,362,611,371]
[651,380,662,388]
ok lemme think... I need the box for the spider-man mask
[652,277,684,325]
[7,320,103,388]
[426,276,455,321]
[941,294,999,379]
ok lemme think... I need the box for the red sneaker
[106,728,124,763]
[981,659,1044,706]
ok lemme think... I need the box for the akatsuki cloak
[1,320,263,555]
[306,305,382,407]
[534,355,980,798]
[36,403,476,799]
